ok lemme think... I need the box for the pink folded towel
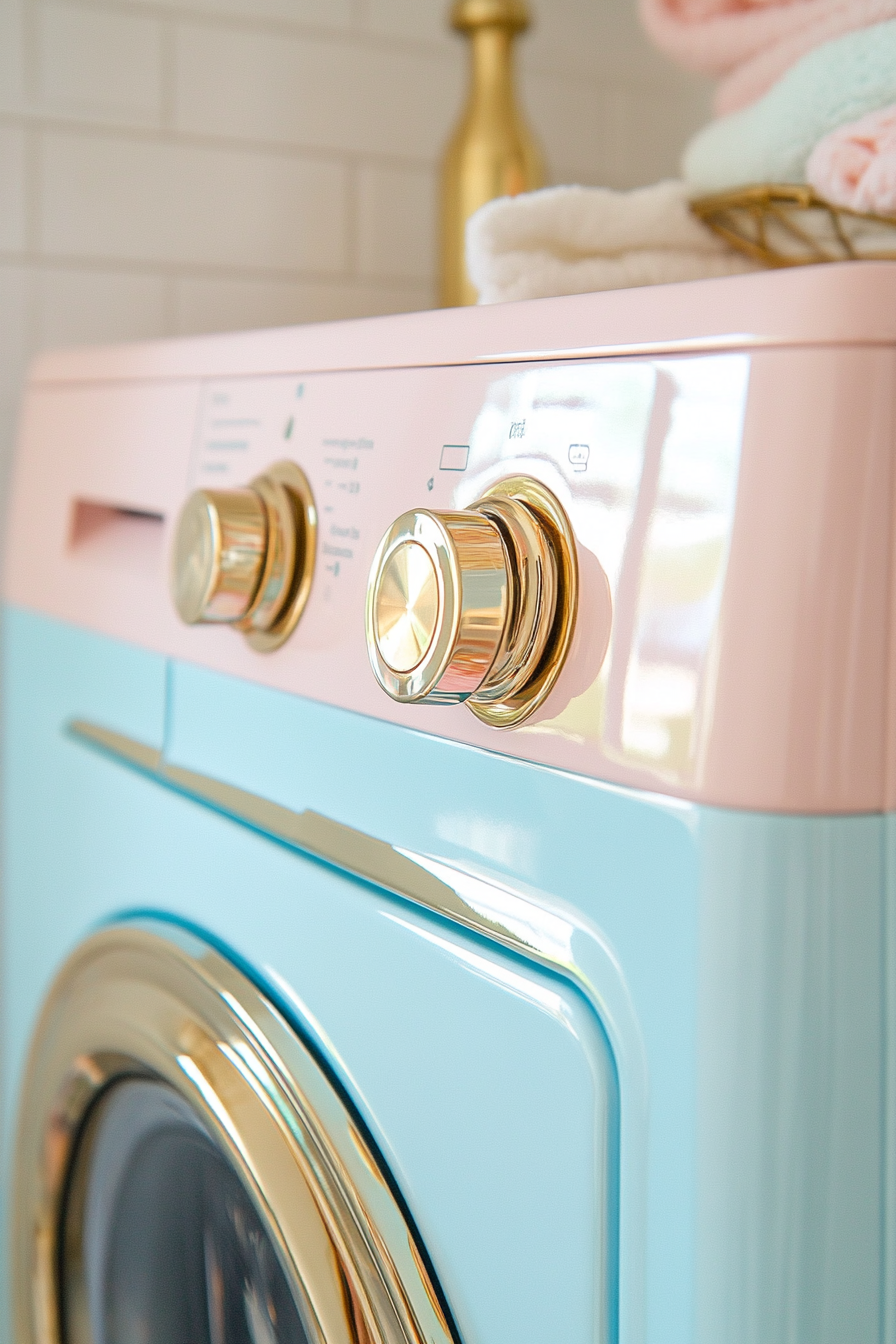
[640,0,896,113]
[807,103,896,213]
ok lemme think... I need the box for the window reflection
[457,355,750,783]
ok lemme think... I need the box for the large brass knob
[366,477,578,728]
[171,461,316,652]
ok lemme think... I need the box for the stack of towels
[648,0,896,211]
[468,0,896,303]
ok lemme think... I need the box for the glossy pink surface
[8,262,896,813]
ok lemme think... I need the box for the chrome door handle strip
[68,718,537,962]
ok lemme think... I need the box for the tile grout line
[0,107,446,174]
[159,12,177,134]
[46,0,458,62]
[0,247,436,291]
[344,156,360,281]
[44,0,698,86]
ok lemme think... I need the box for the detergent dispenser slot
[68,500,164,575]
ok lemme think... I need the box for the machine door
[13,923,455,1344]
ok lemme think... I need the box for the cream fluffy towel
[465,182,758,305]
[640,0,896,115]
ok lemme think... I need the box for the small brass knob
[369,509,509,705]
[366,477,578,728]
[171,461,316,652]
[172,488,267,625]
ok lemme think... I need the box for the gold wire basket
[690,183,896,267]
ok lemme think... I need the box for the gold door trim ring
[13,921,457,1344]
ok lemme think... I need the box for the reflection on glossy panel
[457,356,750,781]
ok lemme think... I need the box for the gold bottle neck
[451,0,530,34]
[466,25,517,110]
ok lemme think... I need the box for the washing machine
[2,261,895,1344]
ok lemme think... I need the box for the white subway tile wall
[38,4,164,125]
[0,0,712,496]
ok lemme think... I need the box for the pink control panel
[8,263,896,812]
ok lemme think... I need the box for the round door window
[13,922,456,1344]
[78,1080,311,1344]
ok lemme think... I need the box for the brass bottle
[439,0,545,308]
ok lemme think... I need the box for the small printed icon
[427,477,434,491]
[284,416,294,439]
[440,444,469,472]
[568,443,590,472]
[509,419,526,440]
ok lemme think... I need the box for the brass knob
[171,461,316,652]
[366,477,578,728]
[171,487,266,625]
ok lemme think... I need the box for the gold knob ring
[469,476,578,728]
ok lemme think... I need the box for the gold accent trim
[470,476,577,729]
[235,472,296,634]
[14,923,457,1344]
[691,183,896,268]
[243,460,317,653]
[471,492,555,707]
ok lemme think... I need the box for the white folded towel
[466,181,758,305]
